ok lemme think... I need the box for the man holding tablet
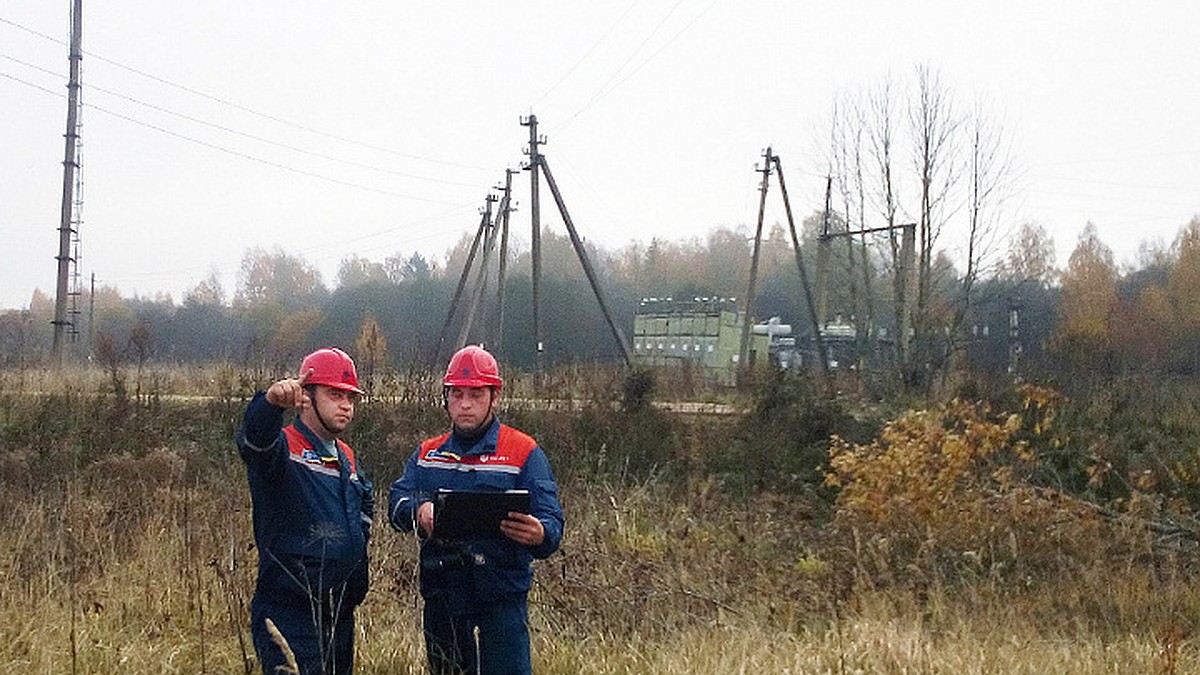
[388,345,565,675]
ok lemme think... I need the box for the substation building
[631,297,778,384]
[632,297,892,383]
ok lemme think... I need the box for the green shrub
[709,368,873,499]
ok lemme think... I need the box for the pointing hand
[265,368,313,409]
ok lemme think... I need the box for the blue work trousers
[423,598,531,675]
[251,594,355,675]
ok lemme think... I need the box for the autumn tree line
[1,214,1198,385]
[2,67,1198,395]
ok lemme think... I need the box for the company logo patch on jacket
[425,448,462,462]
[282,426,360,481]
[416,425,538,475]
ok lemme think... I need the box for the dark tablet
[431,489,531,540]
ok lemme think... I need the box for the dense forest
[4,215,1200,389]
[5,67,1199,398]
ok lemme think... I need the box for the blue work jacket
[237,392,374,603]
[388,417,564,612]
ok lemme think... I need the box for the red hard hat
[300,347,365,395]
[444,345,503,390]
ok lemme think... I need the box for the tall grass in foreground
[3,471,1196,674]
[1,367,1198,673]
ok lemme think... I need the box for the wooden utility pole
[771,152,831,385]
[457,193,499,347]
[538,156,633,367]
[519,114,632,368]
[521,115,545,363]
[492,169,515,355]
[52,0,83,359]
[815,176,833,329]
[435,200,492,360]
[737,148,772,373]
[820,220,917,371]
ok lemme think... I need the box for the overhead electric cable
[1,70,473,205]
[567,0,684,122]
[2,53,480,188]
[100,204,479,287]
[0,14,491,172]
[563,0,719,127]
[1,52,481,188]
[533,0,642,108]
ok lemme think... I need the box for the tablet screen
[431,489,531,540]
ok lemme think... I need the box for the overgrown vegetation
[2,364,1199,673]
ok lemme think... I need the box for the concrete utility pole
[492,169,516,355]
[520,115,545,364]
[435,199,492,360]
[771,152,831,385]
[519,114,632,367]
[52,0,83,360]
[88,272,95,353]
[458,193,499,347]
[738,148,772,373]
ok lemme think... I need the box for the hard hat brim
[318,381,366,395]
[443,377,502,390]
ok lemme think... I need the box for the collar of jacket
[450,416,502,456]
[293,418,341,461]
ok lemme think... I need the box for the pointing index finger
[297,367,313,387]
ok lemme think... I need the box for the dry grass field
[1,365,1197,674]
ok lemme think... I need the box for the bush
[824,385,1155,588]
[709,368,873,499]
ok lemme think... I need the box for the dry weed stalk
[1157,624,1183,675]
[265,618,299,674]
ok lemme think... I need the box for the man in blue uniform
[389,345,564,675]
[237,347,373,675]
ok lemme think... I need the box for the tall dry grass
[1,366,1198,673]
[4,467,1195,674]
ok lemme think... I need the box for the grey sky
[2,1,1197,311]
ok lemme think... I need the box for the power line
[532,0,642,108]
[566,0,685,123]
[0,14,493,173]
[1,70,472,205]
[1,52,482,189]
[563,0,719,127]
[99,205,479,288]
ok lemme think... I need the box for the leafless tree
[942,101,1015,376]
[818,66,1017,393]
[906,65,963,390]
[864,78,913,374]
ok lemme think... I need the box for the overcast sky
[2,1,1197,311]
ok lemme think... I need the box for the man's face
[446,385,496,434]
[308,384,358,436]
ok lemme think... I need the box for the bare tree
[907,65,963,390]
[820,83,902,374]
[828,93,870,366]
[941,99,1015,378]
[864,78,913,374]
[818,67,1018,394]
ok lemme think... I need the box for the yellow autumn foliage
[825,385,1139,585]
